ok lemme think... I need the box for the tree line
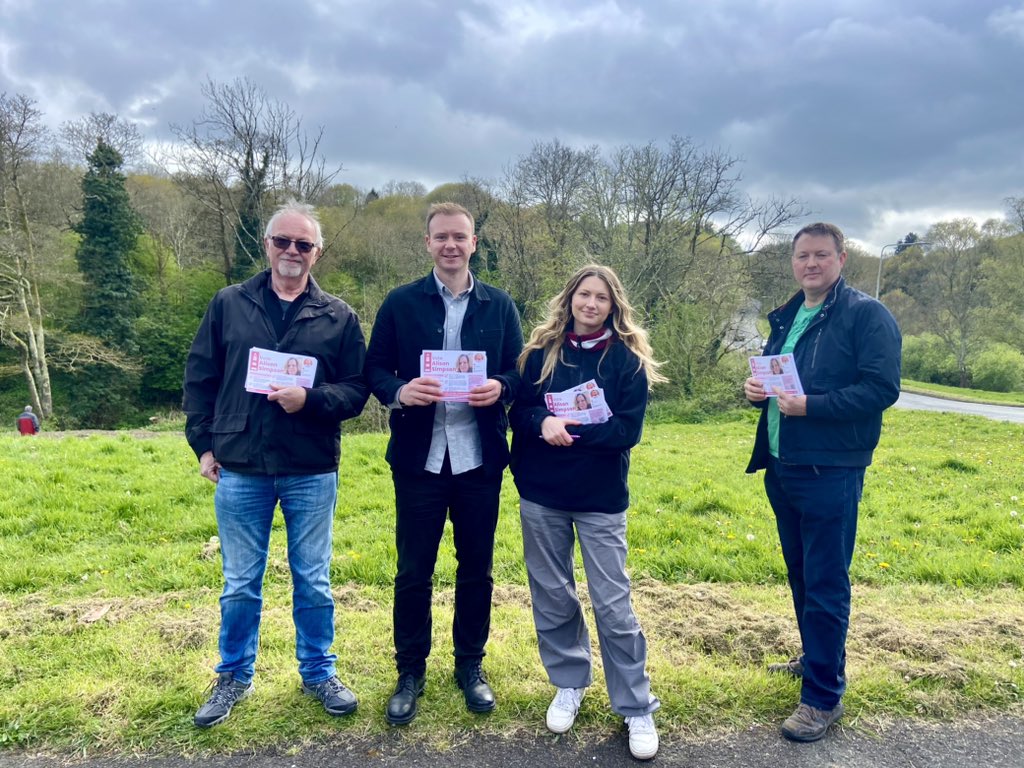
[2,80,1022,428]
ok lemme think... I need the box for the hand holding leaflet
[748,354,804,397]
[544,379,613,424]
[244,347,318,394]
[420,350,488,402]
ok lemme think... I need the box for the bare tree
[492,136,804,388]
[1004,196,1024,233]
[514,138,599,255]
[61,111,144,168]
[0,93,54,416]
[163,77,342,284]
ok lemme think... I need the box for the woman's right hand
[541,415,583,446]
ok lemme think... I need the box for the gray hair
[264,200,323,248]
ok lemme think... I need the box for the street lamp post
[875,241,931,300]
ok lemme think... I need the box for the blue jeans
[214,468,338,685]
[765,458,864,710]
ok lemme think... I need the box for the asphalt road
[894,391,1024,423]
[2,715,1023,768]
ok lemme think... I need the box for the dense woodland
[2,81,1023,428]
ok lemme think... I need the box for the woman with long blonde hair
[509,264,664,761]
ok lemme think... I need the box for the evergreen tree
[74,140,142,352]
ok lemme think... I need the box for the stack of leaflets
[421,350,487,402]
[244,347,318,394]
[748,354,804,397]
[544,379,613,424]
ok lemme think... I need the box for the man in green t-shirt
[744,222,902,743]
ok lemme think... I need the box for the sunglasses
[269,236,316,254]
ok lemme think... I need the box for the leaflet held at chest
[245,347,319,394]
[421,350,488,402]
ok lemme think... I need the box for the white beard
[276,261,303,278]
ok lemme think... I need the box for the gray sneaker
[194,673,254,728]
[302,675,358,716]
[780,701,844,742]
[768,657,804,678]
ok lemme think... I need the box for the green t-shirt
[768,302,821,457]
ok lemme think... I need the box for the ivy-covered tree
[73,140,142,352]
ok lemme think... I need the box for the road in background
[894,391,1024,423]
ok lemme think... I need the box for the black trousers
[391,457,501,677]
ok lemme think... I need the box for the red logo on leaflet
[249,351,260,371]
[423,351,433,372]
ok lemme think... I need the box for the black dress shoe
[386,673,425,725]
[454,663,496,713]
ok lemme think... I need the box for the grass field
[1,409,1022,754]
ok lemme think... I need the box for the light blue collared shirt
[424,271,483,475]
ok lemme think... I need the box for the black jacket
[509,339,648,513]
[364,272,523,475]
[746,277,901,471]
[183,270,369,475]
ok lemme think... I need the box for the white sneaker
[545,687,585,733]
[625,713,659,760]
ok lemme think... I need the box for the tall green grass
[1,410,1022,753]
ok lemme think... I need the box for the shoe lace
[205,676,243,707]
[396,673,420,693]
[793,703,825,725]
[461,663,486,685]
[313,676,344,697]
[626,714,656,735]
[553,688,581,710]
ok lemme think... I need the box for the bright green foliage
[902,333,961,386]
[970,343,1024,392]
[73,140,142,352]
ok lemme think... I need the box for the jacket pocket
[211,413,249,465]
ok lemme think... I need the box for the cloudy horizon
[2,0,1022,254]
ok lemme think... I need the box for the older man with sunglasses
[184,201,369,727]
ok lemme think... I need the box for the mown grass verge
[1,410,1022,753]
[901,379,1024,406]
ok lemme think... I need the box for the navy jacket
[510,340,648,514]
[183,270,369,475]
[746,277,901,471]
[364,272,523,475]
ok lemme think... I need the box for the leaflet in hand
[421,350,487,402]
[244,347,318,394]
[748,354,804,397]
[545,379,613,424]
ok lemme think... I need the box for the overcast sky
[2,0,1022,252]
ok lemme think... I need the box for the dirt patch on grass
[491,579,1024,683]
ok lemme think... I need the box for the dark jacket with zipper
[363,272,523,476]
[746,276,901,472]
[510,338,649,514]
[183,269,369,475]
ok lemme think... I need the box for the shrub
[970,343,1024,392]
[901,334,960,386]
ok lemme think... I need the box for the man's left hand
[268,384,307,413]
[467,379,503,407]
[773,387,807,416]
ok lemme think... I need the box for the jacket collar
[418,270,488,302]
[771,275,846,323]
